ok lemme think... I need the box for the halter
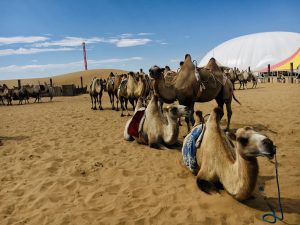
[262,153,284,223]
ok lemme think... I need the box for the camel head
[165,104,188,120]
[231,127,276,160]
[182,54,194,70]
[149,66,164,80]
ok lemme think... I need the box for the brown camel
[106,72,121,110]
[149,55,240,131]
[193,107,276,201]
[124,94,188,149]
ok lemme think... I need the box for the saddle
[128,108,146,141]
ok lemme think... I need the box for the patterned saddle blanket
[182,124,206,174]
[127,108,146,138]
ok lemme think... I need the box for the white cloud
[33,37,104,47]
[0,36,49,45]
[109,38,151,47]
[0,57,143,73]
[160,42,168,45]
[0,47,76,56]
[137,32,154,36]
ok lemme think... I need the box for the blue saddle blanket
[182,124,205,173]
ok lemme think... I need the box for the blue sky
[0,0,299,80]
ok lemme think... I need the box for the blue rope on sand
[262,154,284,223]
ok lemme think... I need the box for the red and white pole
[82,42,88,70]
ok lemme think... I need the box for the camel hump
[205,58,222,73]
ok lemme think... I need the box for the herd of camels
[90,54,276,201]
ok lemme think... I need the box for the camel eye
[170,107,178,114]
[237,137,249,146]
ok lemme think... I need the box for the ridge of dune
[0,69,128,87]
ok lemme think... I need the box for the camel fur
[193,107,276,201]
[149,55,240,131]
[124,95,188,150]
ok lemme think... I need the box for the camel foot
[112,107,115,110]
[93,107,97,110]
[99,107,103,110]
[127,114,131,117]
[120,114,125,117]
[116,108,119,111]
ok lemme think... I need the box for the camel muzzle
[262,138,276,159]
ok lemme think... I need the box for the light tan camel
[149,55,240,131]
[124,95,188,149]
[89,77,105,110]
[127,72,151,105]
[194,107,276,201]
[107,72,121,110]
[118,75,135,117]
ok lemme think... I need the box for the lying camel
[124,95,188,149]
[190,107,276,201]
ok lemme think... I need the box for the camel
[106,72,121,110]
[0,84,13,105]
[237,71,258,89]
[23,83,53,103]
[118,75,135,116]
[89,77,105,110]
[149,55,240,131]
[124,94,188,149]
[191,107,276,201]
[127,71,151,105]
[224,68,239,90]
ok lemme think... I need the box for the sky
[0,0,299,80]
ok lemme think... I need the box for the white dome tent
[199,32,300,72]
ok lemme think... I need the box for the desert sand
[0,82,300,225]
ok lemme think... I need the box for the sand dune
[0,82,300,225]
[1,69,128,88]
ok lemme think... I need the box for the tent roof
[199,32,300,71]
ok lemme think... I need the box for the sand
[0,82,299,225]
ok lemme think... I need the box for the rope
[262,154,284,223]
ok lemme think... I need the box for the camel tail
[232,92,241,105]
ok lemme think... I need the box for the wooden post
[80,76,83,88]
[18,80,21,89]
[248,66,250,72]
[267,64,270,83]
[50,78,53,87]
[290,62,294,84]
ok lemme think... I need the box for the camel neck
[221,151,258,201]
[163,116,179,145]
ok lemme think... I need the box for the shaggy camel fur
[89,78,105,110]
[107,73,121,110]
[124,95,188,150]
[194,107,276,201]
[127,72,150,104]
[149,55,240,131]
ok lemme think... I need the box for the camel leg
[125,98,130,116]
[183,102,195,132]
[90,94,94,109]
[225,101,232,131]
[111,94,115,110]
[93,96,97,110]
[98,92,103,110]
[120,97,125,117]
[115,94,119,111]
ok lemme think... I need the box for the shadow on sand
[0,135,29,146]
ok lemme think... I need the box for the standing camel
[189,107,276,201]
[118,75,135,117]
[89,77,105,110]
[127,71,151,107]
[106,72,121,110]
[149,55,240,131]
